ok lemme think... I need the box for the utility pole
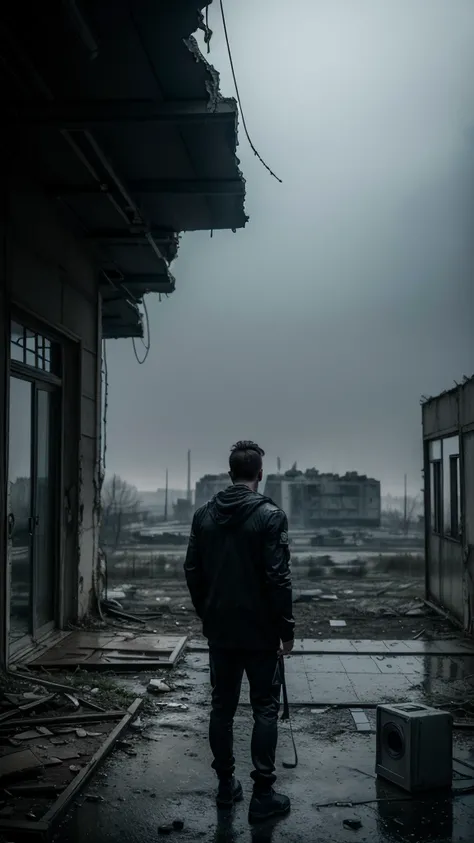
[187,449,192,504]
[403,473,407,534]
[164,468,169,522]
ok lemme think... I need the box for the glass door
[33,386,57,635]
[8,378,33,646]
[8,376,59,652]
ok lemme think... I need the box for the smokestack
[277,457,281,474]
[164,468,169,522]
[187,450,191,503]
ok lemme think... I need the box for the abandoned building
[0,1,247,669]
[264,470,381,529]
[194,473,230,510]
[423,376,474,632]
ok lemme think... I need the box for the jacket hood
[208,484,274,527]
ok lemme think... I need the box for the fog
[105,0,474,496]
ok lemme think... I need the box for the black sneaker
[248,789,290,823]
[216,777,244,808]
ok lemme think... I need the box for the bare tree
[101,474,140,551]
[383,495,421,534]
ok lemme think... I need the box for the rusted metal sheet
[23,632,187,671]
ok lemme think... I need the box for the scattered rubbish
[320,594,338,601]
[329,620,346,628]
[55,751,81,761]
[343,590,354,595]
[69,765,81,773]
[76,729,87,739]
[310,708,329,715]
[343,819,362,831]
[26,811,37,821]
[399,582,415,591]
[8,783,64,797]
[158,824,173,835]
[156,703,188,711]
[405,605,425,617]
[349,710,372,733]
[130,717,142,731]
[64,694,80,710]
[0,749,44,783]
[16,730,40,741]
[116,740,132,750]
[147,679,171,695]
[85,794,104,803]
[106,590,126,601]
[413,629,426,640]
[37,726,53,737]
[85,731,102,737]
[375,583,393,597]
[173,820,184,830]
[91,688,100,695]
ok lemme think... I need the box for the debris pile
[0,673,141,833]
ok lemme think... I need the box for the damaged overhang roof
[0,1,247,339]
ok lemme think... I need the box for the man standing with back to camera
[184,441,294,823]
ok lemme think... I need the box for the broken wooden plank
[0,817,49,834]
[8,783,65,797]
[0,749,44,784]
[42,698,142,825]
[0,711,127,731]
[169,636,187,666]
[0,694,56,725]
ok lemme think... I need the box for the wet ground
[105,573,456,642]
[57,648,474,843]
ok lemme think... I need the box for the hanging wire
[205,4,211,53]
[219,0,282,183]
[132,297,151,364]
[101,338,108,474]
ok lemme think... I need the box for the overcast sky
[105,0,474,496]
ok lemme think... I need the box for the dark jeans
[209,647,281,792]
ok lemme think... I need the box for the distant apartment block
[194,474,230,510]
[264,470,381,528]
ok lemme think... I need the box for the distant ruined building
[264,469,381,529]
[194,474,230,510]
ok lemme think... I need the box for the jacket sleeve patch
[279,531,289,545]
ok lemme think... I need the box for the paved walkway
[58,660,474,843]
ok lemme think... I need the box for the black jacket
[184,484,294,650]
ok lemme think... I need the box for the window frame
[427,434,462,543]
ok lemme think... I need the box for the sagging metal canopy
[0,0,247,338]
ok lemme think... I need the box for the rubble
[147,679,171,695]
[343,819,363,831]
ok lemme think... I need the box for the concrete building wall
[423,379,474,631]
[0,168,101,663]
[264,473,381,529]
[195,474,230,510]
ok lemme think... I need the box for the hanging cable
[218,0,282,183]
[101,338,108,474]
[205,4,211,53]
[132,297,151,364]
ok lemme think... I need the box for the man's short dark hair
[229,441,265,482]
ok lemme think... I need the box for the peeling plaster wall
[1,173,101,637]
[423,379,474,632]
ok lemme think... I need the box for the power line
[218,0,282,183]
[132,297,151,364]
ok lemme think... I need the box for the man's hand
[278,640,294,656]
